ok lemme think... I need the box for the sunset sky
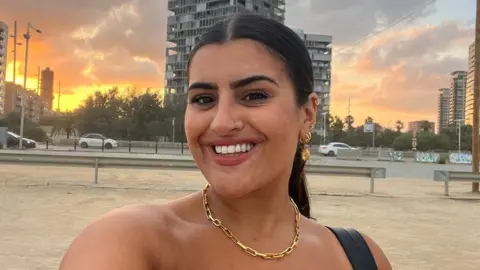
[0,0,476,126]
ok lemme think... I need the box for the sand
[0,164,479,270]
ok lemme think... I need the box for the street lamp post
[172,117,175,142]
[22,22,41,89]
[322,112,327,145]
[454,119,465,153]
[19,22,41,149]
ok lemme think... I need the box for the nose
[210,99,242,136]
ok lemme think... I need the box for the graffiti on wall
[415,152,440,163]
[448,152,472,164]
[388,151,403,162]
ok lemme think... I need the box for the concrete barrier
[415,152,440,163]
[448,152,472,164]
[336,149,363,160]
[378,150,403,162]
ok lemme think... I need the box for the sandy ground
[0,165,479,270]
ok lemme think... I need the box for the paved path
[0,165,479,270]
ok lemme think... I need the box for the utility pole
[9,21,19,84]
[57,81,61,112]
[36,66,40,95]
[472,0,480,193]
[347,98,351,117]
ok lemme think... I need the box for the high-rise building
[465,42,475,126]
[40,67,54,110]
[0,21,8,116]
[164,0,286,103]
[293,29,332,135]
[449,70,467,126]
[437,88,450,133]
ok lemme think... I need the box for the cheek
[184,107,204,145]
[253,103,300,145]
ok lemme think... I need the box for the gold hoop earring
[300,132,312,161]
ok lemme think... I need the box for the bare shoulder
[59,203,176,270]
[361,232,392,270]
[305,219,392,270]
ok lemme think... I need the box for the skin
[59,39,392,270]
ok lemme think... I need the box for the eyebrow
[187,75,278,91]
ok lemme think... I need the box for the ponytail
[288,142,312,218]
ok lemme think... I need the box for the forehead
[188,39,287,84]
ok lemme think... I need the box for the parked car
[318,142,355,156]
[6,131,37,149]
[78,133,118,149]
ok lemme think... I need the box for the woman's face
[186,39,317,198]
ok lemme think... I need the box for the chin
[207,176,258,199]
[198,144,263,199]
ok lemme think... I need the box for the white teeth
[214,143,255,154]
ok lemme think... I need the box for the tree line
[314,114,471,152]
[0,87,472,151]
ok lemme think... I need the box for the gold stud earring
[300,131,312,161]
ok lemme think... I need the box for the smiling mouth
[212,143,257,155]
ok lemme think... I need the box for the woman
[60,14,392,270]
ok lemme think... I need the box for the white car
[318,142,354,156]
[78,133,118,149]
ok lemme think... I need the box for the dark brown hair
[187,14,313,218]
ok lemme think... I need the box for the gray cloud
[333,21,473,120]
[0,0,473,122]
[0,0,132,38]
[286,0,438,44]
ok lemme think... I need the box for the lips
[203,139,260,166]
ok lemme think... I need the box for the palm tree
[420,121,433,132]
[49,114,77,139]
[364,116,374,124]
[395,120,404,132]
[345,115,355,131]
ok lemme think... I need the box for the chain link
[202,184,300,260]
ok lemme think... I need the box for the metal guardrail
[0,151,386,193]
[434,170,480,196]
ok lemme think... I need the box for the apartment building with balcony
[165,0,286,104]
[449,70,467,126]
[437,88,450,133]
[0,21,8,116]
[293,29,332,135]
[4,82,49,123]
[465,42,475,126]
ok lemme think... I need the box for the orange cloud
[329,21,474,126]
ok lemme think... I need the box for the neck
[204,180,295,238]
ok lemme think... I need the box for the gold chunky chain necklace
[202,184,301,260]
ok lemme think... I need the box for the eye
[242,91,269,102]
[190,95,215,106]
